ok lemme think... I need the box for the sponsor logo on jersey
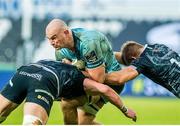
[37,95,49,105]
[19,71,42,81]
[85,51,98,63]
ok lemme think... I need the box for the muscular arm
[82,66,139,86]
[82,40,106,83]
[105,66,139,85]
[85,65,106,83]
[83,78,137,122]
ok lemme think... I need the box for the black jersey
[1,60,86,115]
[131,44,180,98]
[21,60,86,99]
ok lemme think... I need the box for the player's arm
[85,65,105,83]
[55,49,75,65]
[83,41,106,83]
[83,78,137,122]
[105,66,139,85]
[55,49,66,61]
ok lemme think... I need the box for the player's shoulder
[72,28,104,39]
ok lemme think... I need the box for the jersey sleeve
[55,49,66,61]
[82,40,104,69]
[131,57,147,74]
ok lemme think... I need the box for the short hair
[120,41,143,65]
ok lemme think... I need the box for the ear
[64,30,69,35]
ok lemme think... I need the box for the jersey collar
[72,31,81,59]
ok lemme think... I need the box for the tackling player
[106,41,180,98]
[0,60,137,125]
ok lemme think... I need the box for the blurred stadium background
[0,0,180,124]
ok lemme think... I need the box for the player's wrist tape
[121,105,128,113]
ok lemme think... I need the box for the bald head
[45,19,74,50]
[46,19,68,35]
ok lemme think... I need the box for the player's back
[36,60,86,98]
[132,44,180,97]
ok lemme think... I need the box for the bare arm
[86,64,106,83]
[105,66,139,85]
[83,78,137,122]
[61,59,106,82]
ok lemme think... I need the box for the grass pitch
[2,97,180,125]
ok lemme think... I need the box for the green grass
[2,97,180,125]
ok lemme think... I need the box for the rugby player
[106,41,180,98]
[0,60,137,125]
[45,19,124,124]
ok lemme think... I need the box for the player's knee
[22,115,43,125]
[0,116,7,123]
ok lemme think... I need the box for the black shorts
[0,65,57,115]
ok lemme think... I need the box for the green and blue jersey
[55,28,121,73]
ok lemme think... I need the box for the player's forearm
[104,86,137,122]
[105,67,139,85]
[102,85,127,112]
[104,87,123,108]
[89,73,105,83]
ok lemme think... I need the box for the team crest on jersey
[85,51,98,63]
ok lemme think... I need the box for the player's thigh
[0,94,18,117]
[78,108,96,124]
[24,84,54,124]
[61,96,87,124]
[23,102,48,125]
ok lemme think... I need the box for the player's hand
[62,58,72,64]
[72,59,85,70]
[124,108,137,122]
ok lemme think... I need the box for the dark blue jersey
[131,44,180,98]
[22,60,86,99]
[1,60,86,115]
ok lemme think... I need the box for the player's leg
[23,82,55,125]
[78,108,98,124]
[23,85,54,125]
[0,72,27,124]
[23,102,48,125]
[21,65,56,125]
[0,94,18,123]
[60,96,87,124]
[78,97,104,125]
